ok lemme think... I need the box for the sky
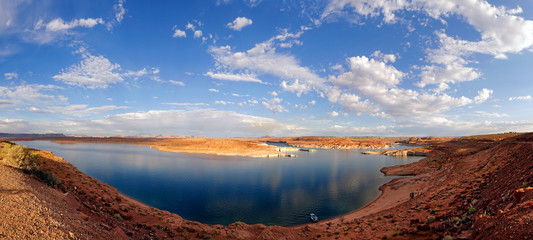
[1,0,533,137]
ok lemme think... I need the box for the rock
[111,227,129,240]
[78,212,90,221]
[63,192,81,210]
[457,230,473,239]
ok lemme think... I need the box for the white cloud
[209,44,324,95]
[161,102,208,106]
[474,88,493,104]
[193,30,203,38]
[320,124,396,136]
[4,72,18,80]
[370,50,396,63]
[393,116,533,136]
[209,36,491,118]
[509,95,532,101]
[0,1,22,34]
[173,29,186,38]
[0,84,66,106]
[41,18,104,32]
[309,100,316,105]
[327,55,494,117]
[53,53,123,89]
[106,0,126,29]
[227,17,253,31]
[122,68,149,78]
[208,88,220,93]
[57,109,304,137]
[269,91,278,96]
[262,98,288,113]
[205,71,265,84]
[231,93,249,97]
[322,0,533,89]
[185,23,195,30]
[168,80,185,86]
[474,111,509,118]
[29,104,129,117]
[328,111,339,117]
[331,56,403,90]
[0,119,33,133]
[245,0,263,7]
[113,0,126,23]
[214,100,234,105]
[237,99,258,107]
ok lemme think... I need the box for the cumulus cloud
[53,53,123,89]
[227,17,253,31]
[327,55,493,116]
[370,50,396,63]
[193,30,203,38]
[208,88,220,93]
[25,16,105,44]
[209,33,491,118]
[322,0,533,89]
[262,98,288,113]
[172,29,186,38]
[328,111,339,117]
[474,89,493,104]
[205,71,265,84]
[209,44,324,95]
[37,18,104,32]
[54,48,167,88]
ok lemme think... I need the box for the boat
[309,213,318,222]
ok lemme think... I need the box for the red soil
[1,133,532,239]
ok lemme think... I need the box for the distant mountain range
[0,133,70,139]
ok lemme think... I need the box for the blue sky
[1,0,532,137]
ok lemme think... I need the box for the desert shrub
[468,207,477,215]
[0,143,40,171]
[30,168,61,187]
[1,143,61,187]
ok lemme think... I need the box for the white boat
[309,213,318,222]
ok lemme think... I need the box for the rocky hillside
[1,133,532,239]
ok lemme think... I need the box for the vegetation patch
[1,142,61,187]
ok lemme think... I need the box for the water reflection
[16,141,422,226]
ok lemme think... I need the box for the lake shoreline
[3,132,531,239]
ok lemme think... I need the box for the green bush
[468,207,477,215]
[30,168,61,187]
[1,143,61,187]
[1,143,39,171]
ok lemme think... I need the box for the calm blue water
[16,141,423,226]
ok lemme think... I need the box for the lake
[16,141,423,226]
